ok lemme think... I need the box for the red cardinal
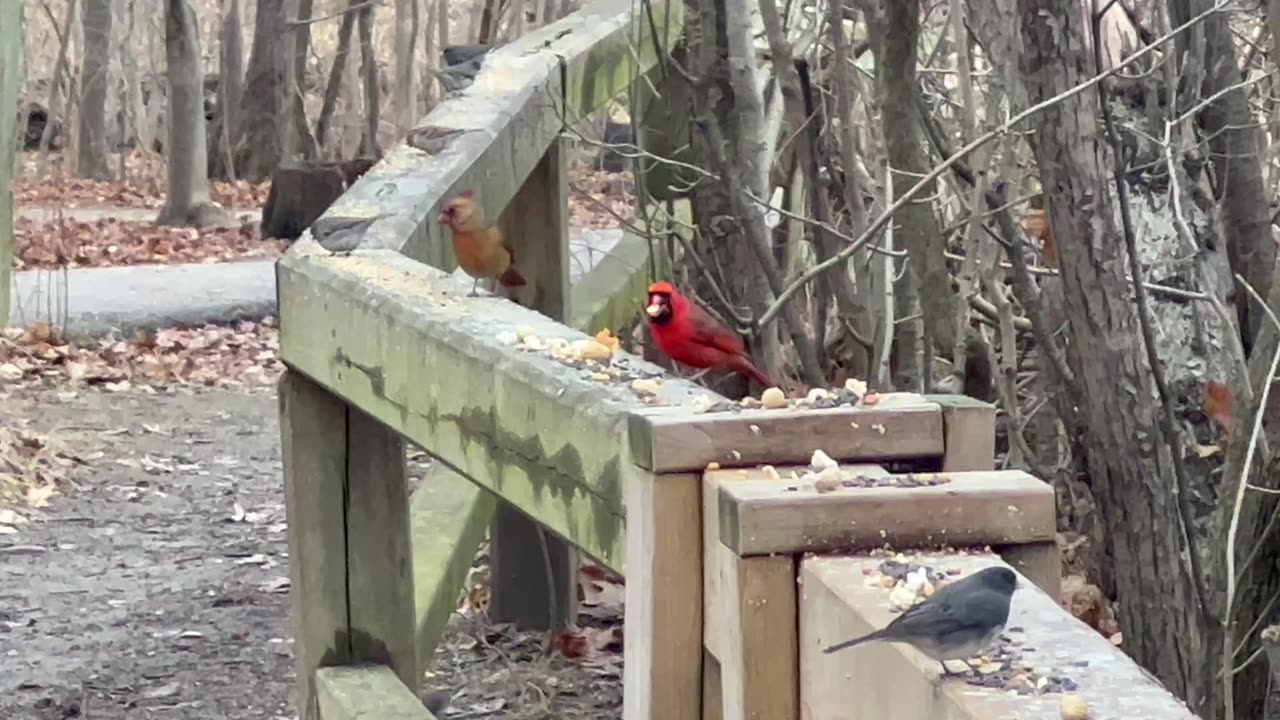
[644,281,772,388]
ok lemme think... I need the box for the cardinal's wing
[681,298,748,357]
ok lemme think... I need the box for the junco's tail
[822,629,886,654]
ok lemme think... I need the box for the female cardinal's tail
[499,267,527,287]
[731,355,773,389]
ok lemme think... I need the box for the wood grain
[281,371,351,720]
[315,665,438,720]
[629,395,946,473]
[927,395,996,472]
[703,466,798,720]
[716,469,1056,556]
[623,471,703,720]
[489,135,578,632]
[345,408,418,693]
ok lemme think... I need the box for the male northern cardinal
[436,191,527,296]
[644,281,772,388]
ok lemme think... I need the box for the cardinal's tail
[732,355,773,389]
[498,266,527,287]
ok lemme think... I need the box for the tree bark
[315,0,359,152]
[1170,0,1274,350]
[394,0,420,133]
[210,0,244,179]
[235,0,294,181]
[1018,0,1212,710]
[77,0,113,180]
[873,0,955,362]
[291,0,318,159]
[357,5,381,157]
[38,0,77,160]
[158,0,229,227]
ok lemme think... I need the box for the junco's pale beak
[646,303,663,317]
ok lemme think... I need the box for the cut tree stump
[261,158,377,240]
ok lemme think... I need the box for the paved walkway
[8,224,626,339]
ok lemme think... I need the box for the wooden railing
[278,1,691,717]
[276,1,1202,718]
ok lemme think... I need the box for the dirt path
[2,388,293,719]
[1,386,622,720]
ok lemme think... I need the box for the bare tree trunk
[235,0,294,180]
[158,0,229,227]
[872,0,955,364]
[38,0,77,165]
[394,0,420,133]
[212,0,244,179]
[421,0,439,111]
[357,5,381,157]
[290,0,318,159]
[1170,0,1274,350]
[315,0,358,153]
[77,0,113,179]
[1018,0,1214,712]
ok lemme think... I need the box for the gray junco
[823,565,1019,671]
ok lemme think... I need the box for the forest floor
[0,374,626,720]
[1,151,638,719]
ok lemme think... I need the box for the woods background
[8,0,1280,718]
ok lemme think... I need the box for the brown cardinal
[644,281,772,388]
[436,191,527,296]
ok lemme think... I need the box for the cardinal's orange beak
[645,303,663,317]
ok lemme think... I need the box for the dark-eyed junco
[823,565,1019,672]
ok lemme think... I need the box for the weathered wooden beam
[629,394,947,473]
[316,665,438,720]
[556,0,685,118]
[801,554,1199,720]
[280,372,418,720]
[410,465,495,668]
[310,0,683,267]
[277,247,709,572]
[701,471,797,720]
[927,394,997,472]
[281,372,349,720]
[0,0,21,327]
[622,471,703,720]
[715,468,1056,556]
[491,135,578,631]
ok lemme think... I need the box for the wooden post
[280,371,417,720]
[930,394,1061,595]
[0,0,22,328]
[702,471,798,720]
[488,137,578,630]
[623,471,704,720]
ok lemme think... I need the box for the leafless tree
[77,0,112,179]
[157,0,229,227]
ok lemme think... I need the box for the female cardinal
[436,191,527,296]
[644,281,772,388]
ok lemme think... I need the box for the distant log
[260,158,377,240]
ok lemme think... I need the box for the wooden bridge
[273,1,1203,718]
